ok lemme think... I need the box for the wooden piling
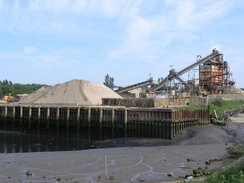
[29,107,32,119]
[76,107,80,137]
[169,122,173,139]
[87,107,91,139]
[28,107,31,130]
[87,107,91,123]
[0,104,210,140]
[37,107,41,136]
[47,107,50,119]
[99,108,103,140]
[56,107,60,128]
[46,107,50,130]
[12,106,16,118]
[124,109,128,137]
[4,106,7,118]
[77,107,80,121]
[111,109,115,138]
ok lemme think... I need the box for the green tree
[0,87,3,98]
[103,74,115,90]
[0,79,48,98]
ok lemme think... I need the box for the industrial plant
[0,49,243,142]
[116,49,237,98]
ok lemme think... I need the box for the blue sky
[0,0,244,87]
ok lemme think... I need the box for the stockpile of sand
[19,79,122,106]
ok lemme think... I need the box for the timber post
[124,108,128,137]
[111,108,115,138]
[99,108,103,140]
[87,107,91,139]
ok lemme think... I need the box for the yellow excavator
[0,93,19,103]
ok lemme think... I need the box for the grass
[173,105,207,110]
[209,100,244,118]
[194,160,244,183]
[227,143,244,160]
[194,143,244,183]
[173,100,244,118]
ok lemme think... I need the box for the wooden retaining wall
[0,105,210,139]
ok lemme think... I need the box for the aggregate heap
[19,79,122,106]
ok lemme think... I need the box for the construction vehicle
[0,93,20,103]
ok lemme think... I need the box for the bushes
[227,143,244,160]
[174,100,244,118]
[211,98,224,107]
[195,144,244,183]
[208,100,244,118]
[0,80,48,98]
[200,161,244,183]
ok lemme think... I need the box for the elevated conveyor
[153,49,222,91]
[116,78,155,94]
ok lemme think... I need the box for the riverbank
[0,114,243,183]
[174,100,244,119]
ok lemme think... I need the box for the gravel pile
[19,79,122,106]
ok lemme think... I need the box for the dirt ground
[0,114,243,183]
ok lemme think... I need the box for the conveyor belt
[153,50,221,91]
[116,78,154,93]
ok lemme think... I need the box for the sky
[0,0,244,88]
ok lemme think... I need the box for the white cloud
[0,0,143,35]
[0,48,80,70]
[0,0,3,11]
[27,0,141,17]
[87,0,142,17]
[29,0,74,13]
[176,0,196,30]
[13,0,21,11]
[109,15,155,59]
[24,46,37,54]
[0,0,235,61]
[71,0,86,13]
[174,0,232,31]
[109,0,232,61]
[0,0,234,35]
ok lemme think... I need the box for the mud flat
[0,114,243,183]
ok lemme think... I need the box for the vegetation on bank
[195,161,244,183]
[195,143,244,183]
[208,99,244,118]
[177,100,244,182]
[227,143,244,160]
[173,99,244,118]
[0,80,48,98]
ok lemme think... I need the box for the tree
[0,87,3,98]
[103,74,115,90]
[0,79,48,98]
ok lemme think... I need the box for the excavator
[0,93,19,103]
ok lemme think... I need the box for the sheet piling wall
[0,105,210,139]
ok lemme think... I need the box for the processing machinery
[116,49,235,97]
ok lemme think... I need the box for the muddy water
[0,131,98,153]
[0,117,147,153]
[0,118,126,153]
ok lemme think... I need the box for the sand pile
[19,79,122,106]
